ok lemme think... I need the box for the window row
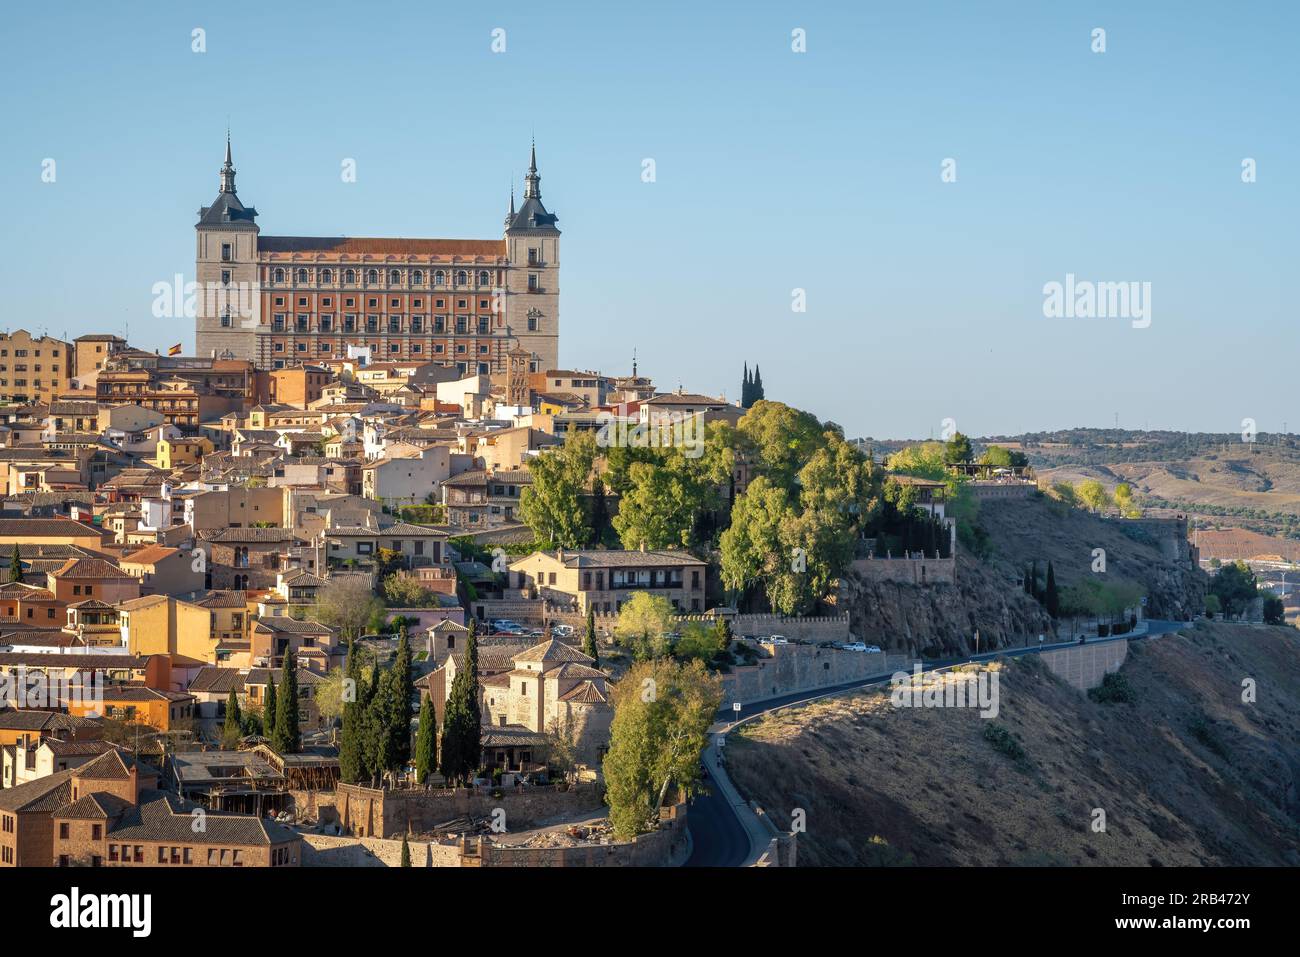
[270,267,494,287]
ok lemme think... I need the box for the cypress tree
[273,649,301,754]
[263,673,277,734]
[590,477,609,545]
[414,694,436,784]
[1045,562,1060,619]
[338,645,365,784]
[741,363,751,407]
[441,620,481,785]
[371,664,402,779]
[393,628,414,764]
[400,833,411,867]
[8,543,22,583]
[752,365,764,403]
[222,689,242,747]
[582,605,599,666]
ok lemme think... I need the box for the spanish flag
[168,343,183,356]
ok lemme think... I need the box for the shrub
[1087,671,1135,704]
[982,722,1026,764]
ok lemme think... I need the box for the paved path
[684,618,1188,866]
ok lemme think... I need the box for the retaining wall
[1039,639,1128,691]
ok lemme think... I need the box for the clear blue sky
[1,1,1295,439]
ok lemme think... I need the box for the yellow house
[118,595,218,664]
[154,436,214,471]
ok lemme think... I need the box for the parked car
[551,624,575,638]
[762,635,789,645]
[842,642,869,652]
[863,645,882,653]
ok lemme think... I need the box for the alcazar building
[194,137,559,374]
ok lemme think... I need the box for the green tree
[414,694,437,784]
[612,592,676,660]
[263,674,277,732]
[589,475,611,544]
[1203,593,1222,618]
[1076,479,1112,514]
[338,646,366,784]
[735,400,828,493]
[719,476,796,609]
[8,543,22,583]
[944,432,973,465]
[400,833,411,867]
[440,621,481,784]
[519,432,596,548]
[674,619,727,665]
[392,628,414,763]
[383,574,437,607]
[887,442,949,481]
[1113,483,1138,517]
[272,649,300,754]
[221,690,242,749]
[1044,562,1060,619]
[582,605,599,666]
[1209,561,1258,619]
[316,577,385,641]
[602,659,722,840]
[1262,594,1284,625]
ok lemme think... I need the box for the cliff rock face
[840,495,1207,657]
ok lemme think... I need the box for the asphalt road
[684,618,1189,866]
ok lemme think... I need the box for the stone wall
[335,781,606,839]
[302,833,461,867]
[303,803,687,867]
[719,640,886,706]
[475,803,688,867]
[1039,639,1128,691]
[850,555,956,585]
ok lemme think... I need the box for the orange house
[68,684,195,730]
[45,558,140,606]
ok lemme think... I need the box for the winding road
[684,619,1187,866]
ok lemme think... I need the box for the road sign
[732,702,741,714]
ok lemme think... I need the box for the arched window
[412,270,424,284]
[456,270,468,285]
[434,270,445,286]
[367,269,378,283]
[320,268,332,283]
[296,268,308,283]
[477,270,490,286]
[273,268,285,283]
[345,269,356,283]
[389,269,401,284]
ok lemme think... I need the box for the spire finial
[220,130,236,194]
[523,140,541,200]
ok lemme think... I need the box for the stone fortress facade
[195,137,559,375]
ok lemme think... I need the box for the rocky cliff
[839,494,1206,657]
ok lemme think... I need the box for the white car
[763,635,789,645]
[842,642,869,652]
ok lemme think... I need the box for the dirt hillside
[727,622,1300,866]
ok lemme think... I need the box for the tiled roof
[74,749,134,781]
[187,667,247,695]
[541,662,606,681]
[106,791,299,846]
[0,769,73,813]
[0,518,100,538]
[558,680,608,704]
[511,638,595,665]
[516,548,707,569]
[51,557,132,580]
[120,544,180,566]
[258,236,505,259]
[0,710,97,732]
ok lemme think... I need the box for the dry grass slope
[727,622,1300,866]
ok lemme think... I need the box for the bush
[1087,671,1135,704]
[982,722,1026,764]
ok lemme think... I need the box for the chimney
[639,541,646,552]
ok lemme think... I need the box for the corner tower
[195,134,261,361]
[503,141,560,373]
